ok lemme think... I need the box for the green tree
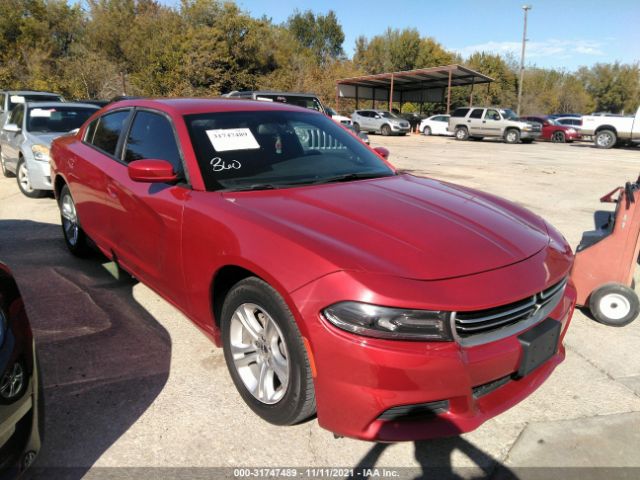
[578,62,640,113]
[287,10,344,64]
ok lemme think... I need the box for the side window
[89,110,130,156]
[451,108,470,118]
[485,109,500,121]
[84,118,99,144]
[9,104,24,126]
[123,111,182,172]
[469,109,484,119]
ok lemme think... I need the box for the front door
[481,109,503,136]
[106,109,188,304]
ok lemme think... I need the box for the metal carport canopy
[336,64,494,113]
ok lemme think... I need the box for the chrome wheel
[506,131,518,143]
[18,161,33,193]
[599,293,631,321]
[0,363,25,399]
[61,192,79,246]
[229,303,289,404]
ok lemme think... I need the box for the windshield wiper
[310,172,394,185]
[223,184,280,192]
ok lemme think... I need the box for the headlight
[567,128,576,133]
[323,302,452,341]
[31,144,50,162]
[523,125,533,131]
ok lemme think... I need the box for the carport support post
[469,78,475,107]
[355,85,359,110]
[446,69,452,114]
[389,74,394,112]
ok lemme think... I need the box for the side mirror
[3,123,20,133]
[128,159,178,183]
[373,146,390,160]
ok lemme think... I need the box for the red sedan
[521,116,581,143]
[50,99,576,441]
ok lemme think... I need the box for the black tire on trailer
[589,283,639,327]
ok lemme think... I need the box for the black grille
[472,375,511,398]
[400,122,409,128]
[455,278,566,337]
[377,400,449,421]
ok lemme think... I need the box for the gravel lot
[1,133,639,479]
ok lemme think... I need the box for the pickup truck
[580,107,640,148]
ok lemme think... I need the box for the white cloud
[456,39,605,59]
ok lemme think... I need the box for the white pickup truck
[580,107,640,148]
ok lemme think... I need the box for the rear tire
[59,184,91,257]
[221,277,316,425]
[504,129,520,144]
[454,126,469,141]
[381,124,391,136]
[589,283,639,327]
[595,129,617,149]
[16,158,46,198]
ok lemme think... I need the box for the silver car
[0,90,64,129]
[351,110,411,136]
[0,102,98,197]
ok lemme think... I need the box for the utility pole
[516,5,531,117]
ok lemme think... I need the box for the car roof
[105,98,321,116]
[3,91,63,97]
[228,90,320,97]
[25,101,99,109]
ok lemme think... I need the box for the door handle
[482,121,486,123]
[467,120,471,123]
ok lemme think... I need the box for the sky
[161,0,640,71]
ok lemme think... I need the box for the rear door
[74,109,132,252]
[107,108,188,303]
[466,108,485,135]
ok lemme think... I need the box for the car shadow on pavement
[353,436,518,480]
[0,219,171,480]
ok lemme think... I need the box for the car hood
[25,132,67,146]
[225,174,550,280]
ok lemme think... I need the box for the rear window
[9,94,63,111]
[86,110,130,156]
[451,108,470,118]
[469,109,484,119]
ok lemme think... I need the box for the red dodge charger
[50,98,576,441]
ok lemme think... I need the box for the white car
[419,114,453,136]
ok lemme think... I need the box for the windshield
[500,109,519,120]
[185,110,394,191]
[326,107,337,116]
[27,106,97,133]
[9,94,62,111]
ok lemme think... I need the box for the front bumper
[521,131,542,140]
[25,157,52,191]
[291,249,575,441]
[390,124,411,134]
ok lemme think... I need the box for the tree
[578,62,640,113]
[287,10,344,64]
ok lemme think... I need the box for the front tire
[551,131,566,143]
[589,283,639,327]
[16,158,45,198]
[353,122,360,133]
[504,129,520,144]
[221,277,316,425]
[381,124,391,136]
[455,126,469,141]
[595,129,617,149]
[423,126,432,135]
[59,184,90,257]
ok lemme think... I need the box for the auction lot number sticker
[206,128,260,152]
